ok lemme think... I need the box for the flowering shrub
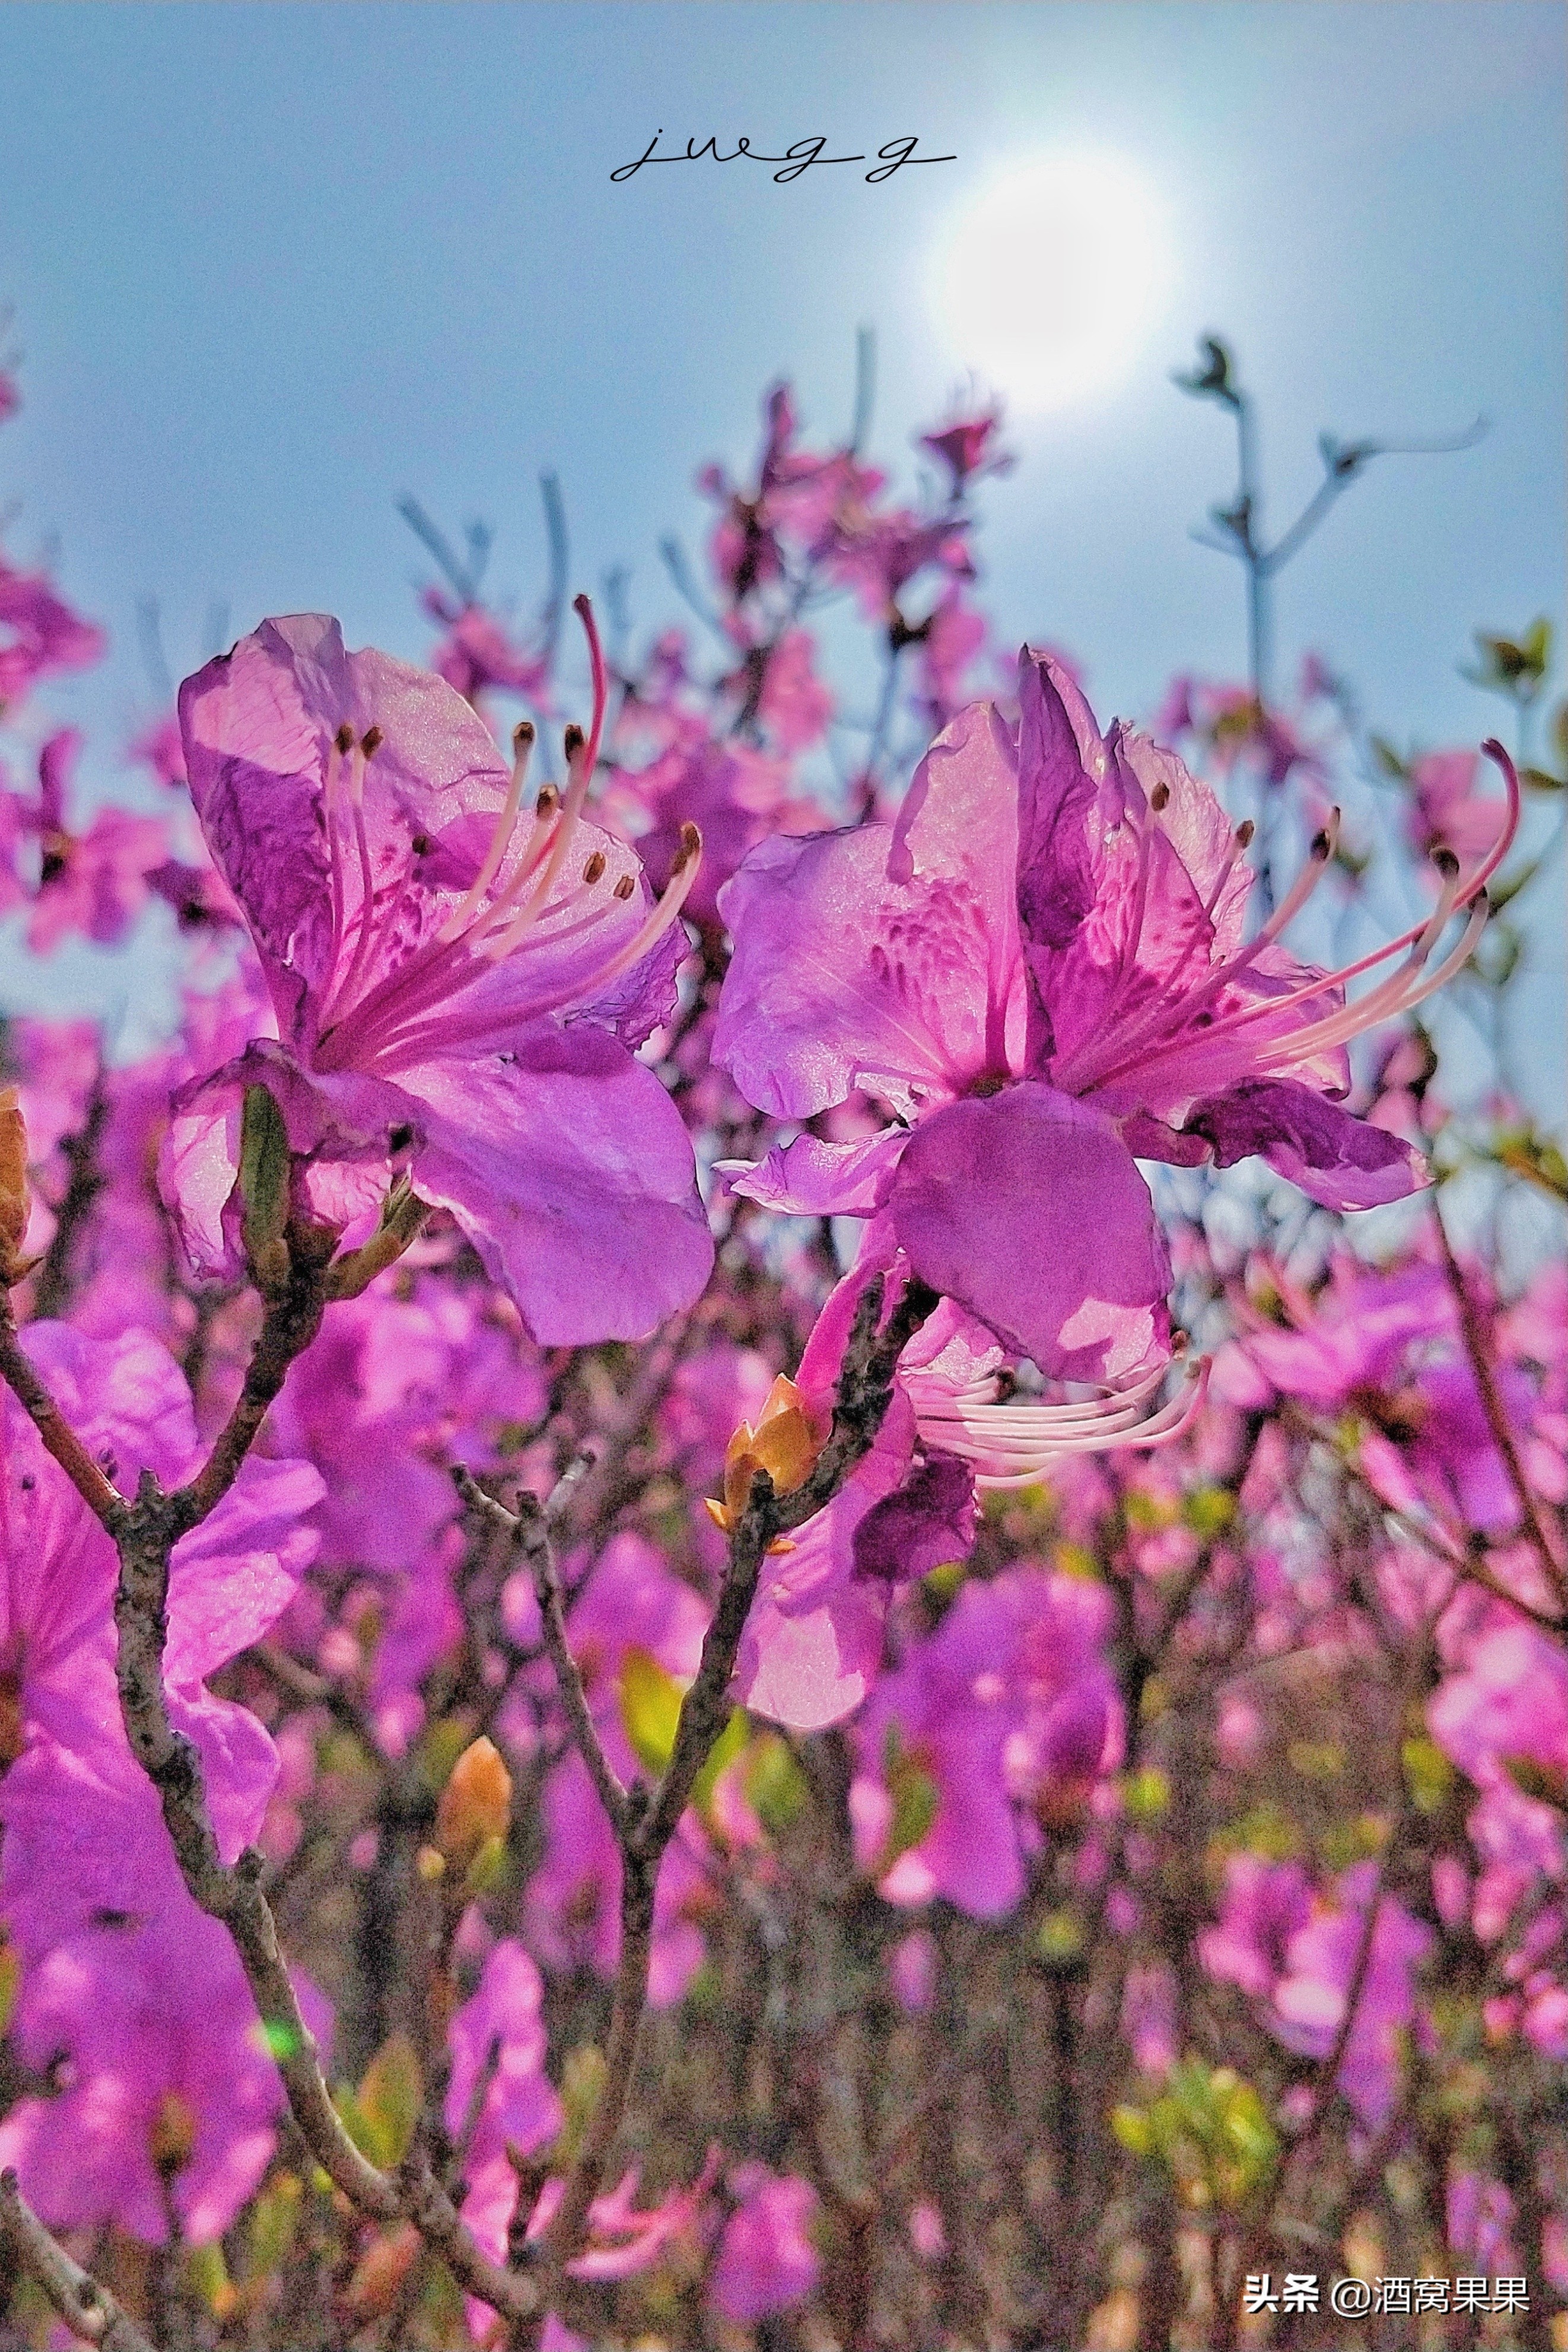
[0,336,1563,2350]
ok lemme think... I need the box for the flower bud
[149,2087,199,2176]
[434,1735,512,1873]
[704,1375,826,1535]
[0,1089,33,1286]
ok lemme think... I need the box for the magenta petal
[721,1126,909,1216]
[400,1034,713,1346]
[1181,1078,1429,1209]
[888,1083,1172,1380]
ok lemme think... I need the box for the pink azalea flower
[717,653,1516,1378]
[444,1938,562,2283]
[709,2165,820,2324]
[525,2147,722,2283]
[161,604,713,1343]
[421,589,550,708]
[734,1244,1200,1733]
[0,1326,326,2243]
[0,559,105,708]
[1267,1864,1433,2129]
[1405,748,1508,865]
[919,406,1013,493]
[131,712,187,791]
[0,1878,330,2245]
[11,729,167,952]
[848,1567,1120,1916]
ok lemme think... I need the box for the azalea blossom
[161,600,713,1343]
[734,1245,1203,1731]
[716,650,1516,1376]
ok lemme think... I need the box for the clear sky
[1,1,1563,1089]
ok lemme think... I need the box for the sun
[930,151,1175,414]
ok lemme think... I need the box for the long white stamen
[437,721,536,943]
[917,1360,1208,1488]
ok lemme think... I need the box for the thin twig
[0,1301,126,1530]
[0,2170,156,2352]
[531,1272,938,2297]
[453,1469,629,1837]
[1433,1197,1567,1605]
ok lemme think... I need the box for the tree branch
[0,2170,156,2352]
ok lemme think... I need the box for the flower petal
[1181,1077,1429,1209]
[887,1083,1172,1380]
[400,1034,713,1345]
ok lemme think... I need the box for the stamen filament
[437,722,536,942]
[917,1361,1208,1488]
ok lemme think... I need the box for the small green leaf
[1181,1486,1235,1540]
[1401,1735,1455,1815]
[355,2029,423,2167]
[1112,2102,1153,2155]
[248,2172,302,2280]
[619,1646,685,1776]
[1122,1766,1171,1823]
[0,1939,18,2037]
[1037,1910,1086,1967]
[879,1751,940,1874]
[745,1733,809,1834]
[692,1705,749,1822]
[258,2018,303,2063]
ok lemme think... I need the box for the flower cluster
[0,340,1559,2352]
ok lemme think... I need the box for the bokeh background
[1,0,1563,1088]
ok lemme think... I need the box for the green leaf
[619,1646,685,1776]
[0,1939,18,2037]
[877,1745,940,1875]
[1037,1910,1086,1967]
[551,2043,608,2168]
[185,2243,231,2315]
[1181,1486,1235,1540]
[692,1705,749,1822]
[1121,1766,1171,1823]
[745,1733,809,1835]
[258,2017,303,2063]
[1112,2103,1154,2155]
[355,2029,424,2168]
[248,2172,302,2280]
[1401,1735,1455,1815]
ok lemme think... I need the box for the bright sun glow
[931,152,1174,414]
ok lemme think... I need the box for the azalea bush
[0,337,1564,2352]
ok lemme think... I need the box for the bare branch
[0,1301,126,1533]
[0,2170,156,2352]
[453,1468,629,1836]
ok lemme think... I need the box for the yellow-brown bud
[0,1089,33,1286]
[434,1736,511,1873]
[704,1375,826,1536]
[149,2087,199,2176]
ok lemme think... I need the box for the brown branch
[1433,1199,1567,1606]
[0,2169,156,2352]
[28,1076,107,1323]
[0,1301,127,1531]
[453,1469,629,1836]
[0,1237,545,2332]
[170,1236,335,1529]
[533,1272,939,2294]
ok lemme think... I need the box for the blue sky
[1,1,1563,1091]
